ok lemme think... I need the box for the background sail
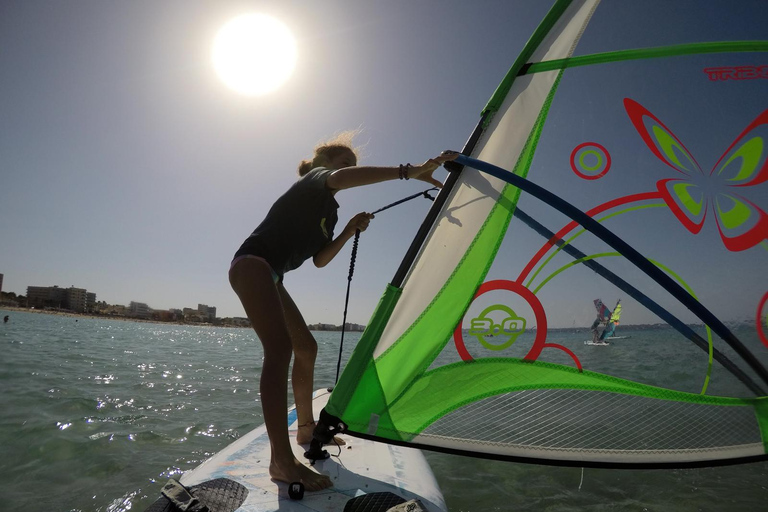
[326,0,768,467]
[609,303,621,325]
[602,301,622,339]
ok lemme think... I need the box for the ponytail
[297,159,315,176]
[297,129,362,176]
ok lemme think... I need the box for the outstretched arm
[325,152,457,191]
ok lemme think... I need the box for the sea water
[1,309,766,512]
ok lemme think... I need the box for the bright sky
[1,1,766,327]
[0,1,552,323]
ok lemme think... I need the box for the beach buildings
[26,285,95,313]
[129,301,152,318]
[8,277,227,325]
[180,304,217,323]
[198,304,216,322]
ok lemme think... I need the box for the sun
[212,14,297,96]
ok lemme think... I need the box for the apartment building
[129,301,151,318]
[198,304,217,322]
[26,285,91,313]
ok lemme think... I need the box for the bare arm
[313,212,374,268]
[316,152,457,266]
[325,153,457,191]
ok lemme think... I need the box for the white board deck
[178,388,448,512]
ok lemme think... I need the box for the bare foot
[269,457,333,492]
[296,421,346,446]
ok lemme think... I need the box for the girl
[229,133,455,491]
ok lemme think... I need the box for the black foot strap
[343,491,428,512]
[161,479,208,512]
[145,478,248,512]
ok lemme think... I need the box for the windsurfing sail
[321,0,768,468]
[603,300,622,339]
[593,299,610,323]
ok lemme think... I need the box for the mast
[390,0,574,288]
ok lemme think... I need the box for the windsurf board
[146,387,447,512]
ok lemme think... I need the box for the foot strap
[387,499,427,512]
[161,478,209,512]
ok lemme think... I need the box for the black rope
[334,187,437,384]
[370,187,438,215]
[334,230,359,384]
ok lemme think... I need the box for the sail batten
[523,41,768,75]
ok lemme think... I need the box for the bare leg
[229,259,332,491]
[278,285,345,446]
[276,285,317,428]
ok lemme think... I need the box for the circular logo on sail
[454,279,548,362]
[570,142,611,180]
[469,304,526,351]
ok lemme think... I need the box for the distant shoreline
[0,306,366,332]
[4,306,709,332]
[0,306,245,328]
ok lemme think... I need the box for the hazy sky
[0,1,551,322]
[1,1,766,326]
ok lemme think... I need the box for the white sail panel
[374,0,601,361]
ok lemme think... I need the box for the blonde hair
[298,129,362,176]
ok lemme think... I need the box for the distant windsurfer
[600,299,621,340]
[228,131,456,491]
[591,298,609,343]
[590,316,604,343]
[590,299,621,343]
